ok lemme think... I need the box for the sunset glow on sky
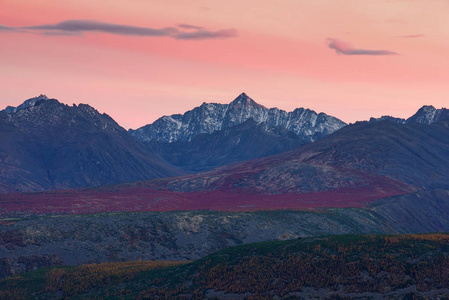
[1,0,448,129]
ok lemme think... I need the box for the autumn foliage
[1,233,449,299]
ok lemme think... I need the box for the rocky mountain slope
[130,93,347,143]
[131,93,347,172]
[0,96,182,192]
[147,119,308,172]
[156,119,449,195]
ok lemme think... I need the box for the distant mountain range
[131,94,449,173]
[0,93,447,194]
[0,95,181,192]
[369,105,449,124]
[0,93,348,191]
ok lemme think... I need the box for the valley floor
[1,190,449,279]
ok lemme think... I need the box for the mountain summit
[130,93,347,143]
[3,95,49,114]
[228,92,266,109]
[406,105,449,124]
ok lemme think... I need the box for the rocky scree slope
[0,96,182,192]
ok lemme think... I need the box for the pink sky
[1,0,448,129]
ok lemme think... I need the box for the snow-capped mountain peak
[130,93,347,143]
[229,93,266,109]
[406,105,449,124]
[3,95,49,114]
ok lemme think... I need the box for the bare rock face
[0,96,182,192]
[130,93,347,143]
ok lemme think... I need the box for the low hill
[1,190,449,280]
[2,233,449,299]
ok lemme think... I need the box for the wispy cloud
[178,24,204,30]
[23,20,178,36]
[400,34,424,38]
[0,20,237,40]
[327,38,398,56]
[0,25,14,31]
[175,28,237,40]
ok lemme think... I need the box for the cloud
[0,19,237,40]
[0,25,13,31]
[23,20,179,37]
[400,34,424,38]
[175,28,237,40]
[178,24,204,30]
[327,38,398,56]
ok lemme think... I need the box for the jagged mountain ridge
[369,105,449,124]
[2,94,50,114]
[129,93,347,143]
[146,119,308,173]
[406,105,449,124]
[1,94,447,194]
[0,96,182,192]
[369,116,406,124]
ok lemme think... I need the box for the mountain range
[0,93,447,197]
[1,101,448,215]
[0,93,348,191]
